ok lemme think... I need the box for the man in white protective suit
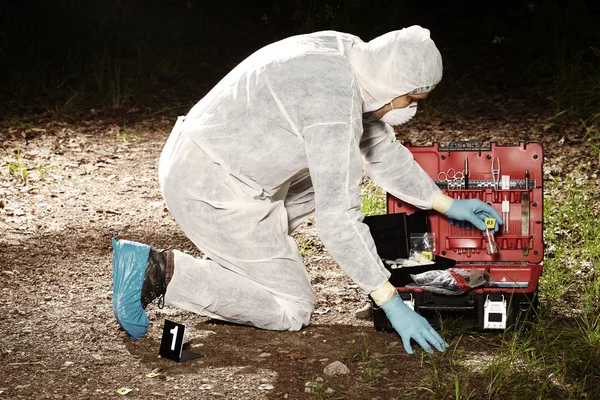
[111,25,503,354]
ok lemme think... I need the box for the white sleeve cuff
[370,281,397,306]
[431,192,454,214]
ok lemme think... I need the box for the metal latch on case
[483,294,507,329]
[400,293,415,311]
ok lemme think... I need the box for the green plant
[341,337,369,362]
[94,53,132,109]
[48,91,85,121]
[297,236,320,256]
[308,376,340,400]
[36,164,56,181]
[340,336,381,385]
[5,148,29,184]
[454,375,471,400]
[114,126,142,143]
[7,117,35,131]
[360,178,386,216]
[542,170,600,306]
[363,357,381,384]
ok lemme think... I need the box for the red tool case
[367,141,543,331]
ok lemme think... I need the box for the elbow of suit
[314,209,353,244]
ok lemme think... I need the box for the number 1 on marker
[170,326,178,351]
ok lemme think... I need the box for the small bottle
[485,228,499,255]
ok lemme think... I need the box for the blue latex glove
[380,295,449,354]
[445,199,503,232]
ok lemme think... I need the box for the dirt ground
[0,92,596,399]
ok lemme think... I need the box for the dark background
[0,0,599,122]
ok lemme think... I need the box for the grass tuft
[4,148,29,184]
[360,176,386,216]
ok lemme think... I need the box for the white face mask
[380,102,418,126]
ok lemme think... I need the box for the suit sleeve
[359,119,441,209]
[302,104,391,293]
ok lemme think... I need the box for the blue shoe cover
[112,238,151,340]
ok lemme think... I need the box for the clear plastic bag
[409,232,436,261]
[406,268,494,295]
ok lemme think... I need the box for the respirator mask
[379,102,418,126]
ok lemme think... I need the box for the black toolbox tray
[366,141,543,331]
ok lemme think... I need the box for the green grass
[113,126,143,143]
[542,170,600,306]
[308,376,340,400]
[4,148,29,184]
[3,147,57,184]
[360,177,386,216]
[340,337,382,386]
[48,91,86,122]
[297,235,321,256]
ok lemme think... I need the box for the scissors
[437,168,464,184]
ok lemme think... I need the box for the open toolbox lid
[387,141,543,264]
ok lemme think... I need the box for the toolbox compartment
[366,141,543,331]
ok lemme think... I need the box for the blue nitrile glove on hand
[380,295,449,354]
[445,199,503,232]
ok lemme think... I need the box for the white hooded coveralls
[158,26,443,330]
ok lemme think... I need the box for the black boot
[141,248,169,309]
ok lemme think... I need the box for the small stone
[199,384,212,390]
[44,296,52,301]
[258,353,271,358]
[324,361,350,376]
[355,303,374,320]
[35,268,45,274]
[258,384,274,390]
[63,361,74,367]
[91,354,102,360]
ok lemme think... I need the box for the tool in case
[365,141,543,331]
